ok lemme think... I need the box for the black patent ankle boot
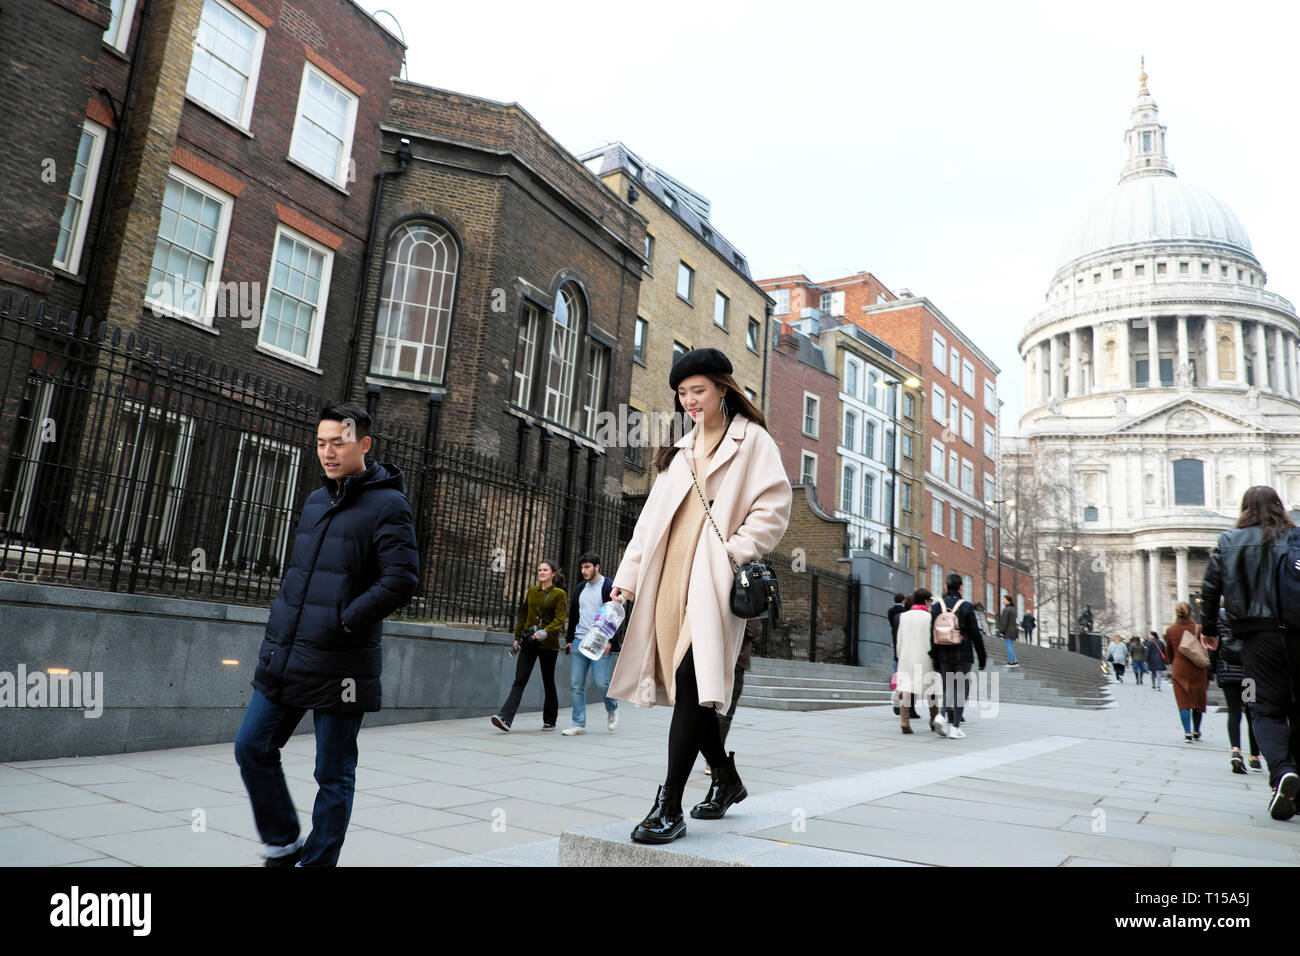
[690,751,748,819]
[630,784,686,843]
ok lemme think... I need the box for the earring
[719,396,728,417]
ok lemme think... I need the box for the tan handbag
[1178,624,1210,669]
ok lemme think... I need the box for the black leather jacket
[1200,526,1290,638]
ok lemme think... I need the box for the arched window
[371,221,459,384]
[841,464,856,513]
[1172,459,1205,506]
[543,285,582,425]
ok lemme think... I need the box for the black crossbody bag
[689,465,780,620]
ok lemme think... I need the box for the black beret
[669,348,733,390]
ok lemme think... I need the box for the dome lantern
[1120,60,1174,184]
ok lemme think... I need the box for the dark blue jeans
[234,688,363,867]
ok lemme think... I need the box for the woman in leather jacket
[1200,485,1296,820]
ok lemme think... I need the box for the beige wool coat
[610,414,792,710]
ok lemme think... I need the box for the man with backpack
[930,573,987,739]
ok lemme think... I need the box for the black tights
[666,647,726,791]
[1223,682,1260,755]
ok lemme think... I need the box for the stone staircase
[741,659,892,711]
[742,639,1115,712]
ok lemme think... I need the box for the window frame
[983,424,996,459]
[842,408,858,452]
[962,360,975,396]
[931,497,944,534]
[932,332,946,370]
[633,316,648,365]
[800,451,817,486]
[369,218,461,385]
[104,0,139,51]
[962,513,973,548]
[259,223,334,368]
[53,119,108,275]
[220,432,302,572]
[714,290,729,330]
[288,61,359,187]
[932,384,946,423]
[643,234,654,273]
[802,392,819,439]
[143,166,235,326]
[676,261,694,303]
[984,379,996,413]
[841,463,856,513]
[186,0,267,132]
[950,347,961,383]
[961,407,975,445]
[746,316,760,353]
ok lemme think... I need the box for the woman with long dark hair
[1201,485,1297,820]
[491,560,566,732]
[609,348,791,844]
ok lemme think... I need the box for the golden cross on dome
[1139,55,1148,95]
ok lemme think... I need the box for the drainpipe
[343,136,412,400]
[79,0,152,321]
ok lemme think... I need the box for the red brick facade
[767,322,839,509]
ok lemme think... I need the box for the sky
[357,0,1300,434]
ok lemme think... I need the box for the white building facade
[1017,71,1300,638]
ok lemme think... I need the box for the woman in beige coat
[610,348,791,844]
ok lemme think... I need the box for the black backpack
[1279,528,1300,635]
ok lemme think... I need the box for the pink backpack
[933,599,966,645]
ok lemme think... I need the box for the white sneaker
[932,714,948,736]
[561,726,585,736]
[948,726,967,739]
[607,710,619,731]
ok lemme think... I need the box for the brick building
[767,321,839,510]
[576,143,771,498]
[854,292,1030,621]
[1,0,404,394]
[359,83,647,497]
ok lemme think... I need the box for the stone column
[1146,316,1159,385]
[1174,546,1189,605]
[1118,321,1131,388]
[1204,316,1219,383]
[1177,314,1189,373]
[1049,333,1062,400]
[1148,548,1161,635]
[1135,549,1148,636]
[1068,327,1081,397]
[1234,320,1247,385]
[1091,323,1102,390]
[1275,327,1287,395]
[1255,322,1271,390]
[1289,334,1298,398]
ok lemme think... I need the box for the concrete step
[737,696,887,711]
[749,659,885,680]
[745,674,891,691]
[742,684,891,703]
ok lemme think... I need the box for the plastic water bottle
[579,600,624,660]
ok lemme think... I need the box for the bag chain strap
[689,463,741,575]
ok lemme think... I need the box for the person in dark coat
[997,595,1020,668]
[236,403,419,867]
[888,593,906,659]
[1211,608,1262,774]
[1021,611,1036,645]
[1144,630,1166,692]
[930,573,987,738]
[1201,485,1297,819]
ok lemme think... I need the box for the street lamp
[874,375,921,563]
[985,495,1016,626]
[1056,542,1081,650]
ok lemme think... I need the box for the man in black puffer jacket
[235,403,419,866]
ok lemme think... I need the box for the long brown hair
[1236,485,1295,544]
[653,372,768,472]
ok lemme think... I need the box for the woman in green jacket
[491,561,566,732]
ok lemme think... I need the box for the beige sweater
[654,417,726,703]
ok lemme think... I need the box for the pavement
[0,665,1293,867]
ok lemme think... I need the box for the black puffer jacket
[929,592,987,668]
[253,461,419,714]
[1200,525,1290,638]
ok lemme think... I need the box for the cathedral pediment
[1114,397,1260,435]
